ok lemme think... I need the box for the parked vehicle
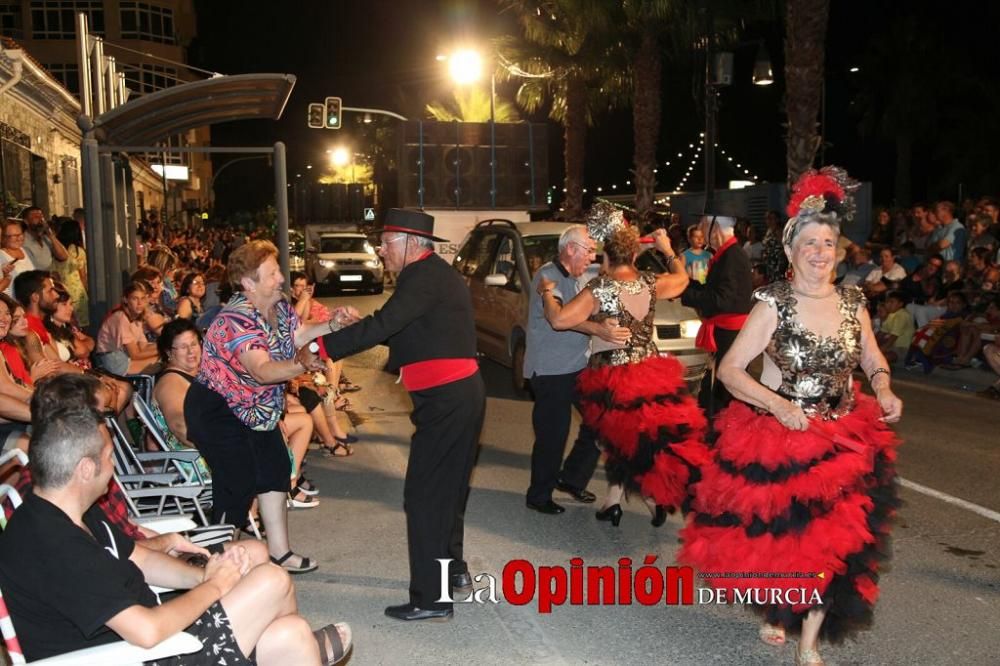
[305,232,384,294]
[452,219,709,394]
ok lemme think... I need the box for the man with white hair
[681,215,753,416]
[523,225,629,515]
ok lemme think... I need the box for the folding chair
[0,485,202,666]
[105,416,213,526]
[131,395,209,485]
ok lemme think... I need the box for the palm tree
[425,87,521,123]
[497,0,625,219]
[784,0,830,186]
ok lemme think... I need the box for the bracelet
[869,367,890,382]
[663,254,677,264]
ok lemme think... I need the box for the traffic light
[307,103,325,129]
[324,96,342,129]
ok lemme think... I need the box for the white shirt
[865,262,907,283]
[0,249,36,297]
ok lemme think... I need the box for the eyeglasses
[2,233,23,239]
[570,241,597,254]
[191,279,205,285]
[172,342,201,353]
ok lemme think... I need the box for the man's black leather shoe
[384,603,454,622]
[451,571,473,592]
[526,499,566,514]
[556,482,597,503]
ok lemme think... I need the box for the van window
[453,231,501,278]
[490,236,518,289]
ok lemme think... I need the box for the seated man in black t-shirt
[0,374,352,666]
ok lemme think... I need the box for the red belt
[400,358,478,391]
[695,313,748,353]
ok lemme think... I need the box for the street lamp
[702,17,774,210]
[330,146,350,168]
[443,48,497,208]
[752,43,774,86]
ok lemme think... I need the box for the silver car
[306,232,384,294]
[453,219,709,394]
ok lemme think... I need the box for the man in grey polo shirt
[524,225,628,514]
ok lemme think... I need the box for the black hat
[373,208,447,242]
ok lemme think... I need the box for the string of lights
[549,134,764,202]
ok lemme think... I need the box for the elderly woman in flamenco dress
[679,168,904,666]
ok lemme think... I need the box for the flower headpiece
[585,201,628,243]
[783,166,860,246]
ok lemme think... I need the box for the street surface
[285,289,999,665]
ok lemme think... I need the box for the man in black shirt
[0,375,352,665]
[319,209,486,622]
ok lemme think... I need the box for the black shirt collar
[555,259,571,277]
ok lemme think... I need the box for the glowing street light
[330,146,351,167]
[447,49,483,85]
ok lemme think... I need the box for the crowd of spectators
[0,209,361,663]
[651,198,1000,399]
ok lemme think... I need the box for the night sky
[188,0,1000,217]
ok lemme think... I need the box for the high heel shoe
[651,505,667,527]
[595,504,623,527]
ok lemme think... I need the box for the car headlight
[319,259,337,268]
[679,319,701,338]
[365,259,381,268]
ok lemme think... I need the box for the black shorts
[146,601,254,666]
[296,386,323,413]
[184,382,291,526]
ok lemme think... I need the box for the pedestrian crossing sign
[364,208,375,221]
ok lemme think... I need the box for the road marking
[899,477,1000,524]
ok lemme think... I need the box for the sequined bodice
[587,272,659,367]
[755,281,866,418]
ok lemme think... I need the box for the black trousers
[526,370,600,505]
[698,327,741,419]
[404,372,486,610]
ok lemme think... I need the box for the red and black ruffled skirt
[678,385,901,641]
[577,355,710,511]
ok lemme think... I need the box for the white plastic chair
[0,485,201,665]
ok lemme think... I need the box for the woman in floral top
[184,240,355,574]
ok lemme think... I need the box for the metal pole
[527,122,536,206]
[490,72,496,209]
[75,13,92,118]
[91,38,105,116]
[81,136,106,323]
[105,55,117,109]
[341,106,408,122]
[703,8,716,213]
[101,153,122,306]
[705,87,716,212]
[418,121,424,209]
[274,142,290,282]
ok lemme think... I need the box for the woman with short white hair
[680,168,904,666]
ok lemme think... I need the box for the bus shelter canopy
[91,73,295,146]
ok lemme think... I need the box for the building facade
[0,0,211,222]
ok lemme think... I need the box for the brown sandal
[314,622,352,665]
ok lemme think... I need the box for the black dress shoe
[451,571,473,592]
[555,482,597,503]
[525,499,566,514]
[384,603,453,622]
